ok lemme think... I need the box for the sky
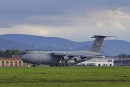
[0,0,130,42]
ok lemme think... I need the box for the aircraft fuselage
[22,50,100,65]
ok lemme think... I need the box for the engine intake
[73,57,82,63]
[63,55,70,61]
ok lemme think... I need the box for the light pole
[120,46,123,66]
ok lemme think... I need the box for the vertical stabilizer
[90,35,107,53]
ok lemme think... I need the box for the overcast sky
[0,0,130,42]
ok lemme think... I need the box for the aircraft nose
[22,54,30,63]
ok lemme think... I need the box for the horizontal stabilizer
[91,35,115,38]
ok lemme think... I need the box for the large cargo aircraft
[22,35,110,66]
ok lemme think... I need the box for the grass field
[0,66,130,87]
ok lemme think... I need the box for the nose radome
[22,54,30,63]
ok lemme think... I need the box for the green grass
[0,66,130,87]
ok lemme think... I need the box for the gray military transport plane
[22,35,110,66]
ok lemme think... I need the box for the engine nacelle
[73,57,82,63]
[67,60,75,64]
[63,55,70,61]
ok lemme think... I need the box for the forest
[0,49,28,58]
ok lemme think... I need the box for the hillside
[0,34,86,50]
[0,37,33,50]
[0,34,130,56]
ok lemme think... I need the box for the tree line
[0,49,28,58]
[117,53,130,59]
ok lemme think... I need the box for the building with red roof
[0,58,29,67]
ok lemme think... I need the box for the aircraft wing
[51,52,104,63]
[52,52,103,58]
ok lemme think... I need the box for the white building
[77,58,114,66]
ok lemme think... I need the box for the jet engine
[62,55,70,61]
[73,57,82,63]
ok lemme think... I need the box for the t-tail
[90,35,113,53]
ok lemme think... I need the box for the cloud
[0,0,130,27]
[71,9,130,39]
[1,8,130,42]
[0,25,52,36]
[0,0,130,41]
[23,15,74,27]
[92,9,129,31]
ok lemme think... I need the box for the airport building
[77,58,114,66]
[0,58,29,67]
